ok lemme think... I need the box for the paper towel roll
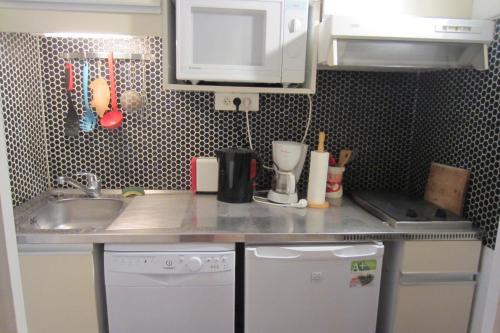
[307,150,329,205]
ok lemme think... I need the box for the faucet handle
[57,176,66,185]
[75,172,100,188]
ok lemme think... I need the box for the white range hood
[318,16,495,71]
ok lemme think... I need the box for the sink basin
[29,197,125,231]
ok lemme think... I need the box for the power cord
[302,94,313,144]
[233,94,313,169]
[253,195,308,208]
[242,98,254,150]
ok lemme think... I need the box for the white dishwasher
[245,243,384,333]
[104,243,235,333]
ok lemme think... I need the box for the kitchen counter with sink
[15,190,480,244]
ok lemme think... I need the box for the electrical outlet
[214,93,259,111]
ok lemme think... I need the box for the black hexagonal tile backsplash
[0,20,498,249]
[38,36,419,195]
[409,21,500,249]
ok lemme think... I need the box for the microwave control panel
[282,0,310,83]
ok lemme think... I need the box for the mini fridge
[245,243,384,333]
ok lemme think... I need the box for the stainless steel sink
[29,197,125,231]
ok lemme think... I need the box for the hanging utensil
[80,62,97,132]
[101,53,123,129]
[338,149,353,167]
[120,61,143,113]
[89,59,110,118]
[63,63,80,137]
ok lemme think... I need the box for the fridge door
[245,244,384,333]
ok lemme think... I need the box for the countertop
[15,191,480,244]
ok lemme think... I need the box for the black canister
[216,148,257,203]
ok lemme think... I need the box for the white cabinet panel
[401,240,481,273]
[394,284,475,333]
[19,245,104,333]
[472,0,500,19]
[378,241,481,333]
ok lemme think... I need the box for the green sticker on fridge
[351,260,377,272]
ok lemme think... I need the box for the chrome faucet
[57,172,102,198]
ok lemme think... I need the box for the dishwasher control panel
[106,251,234,274]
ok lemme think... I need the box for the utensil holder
[326,166,345,199]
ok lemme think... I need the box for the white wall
[470,222,500,333]
[0,201,16,333]
[323,0,473,18]
[472,0,500,19]
[495,299,500,333]
[0,101,27,333]
[0,8,162,35]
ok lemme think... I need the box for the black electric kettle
[216,148,258,203]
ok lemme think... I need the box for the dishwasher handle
[248,244,383,260]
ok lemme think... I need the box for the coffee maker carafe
[267,141,308,204]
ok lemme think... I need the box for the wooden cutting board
[424,162,470,216]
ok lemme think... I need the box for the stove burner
[350,191,472,229]
[406,209,418,218]
[435,208,447,219]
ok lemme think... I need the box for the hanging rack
[60,52,154,61]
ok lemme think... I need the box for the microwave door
[176,0,283,84]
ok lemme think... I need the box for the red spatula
[101,52,123,129]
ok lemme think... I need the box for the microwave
[175,0,310,86]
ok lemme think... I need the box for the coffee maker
[267,141,308,204]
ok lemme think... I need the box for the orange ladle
[101,53,123,129]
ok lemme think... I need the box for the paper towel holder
[307,132,330,209]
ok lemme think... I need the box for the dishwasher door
[245,243,384,333]
[104,247,235,333]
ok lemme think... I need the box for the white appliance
[104,243,235,333]
[191,156,219,193]
[267,141,308,204]
[175,0,309,86]
[245,243,384,333]
[318,15,495,70]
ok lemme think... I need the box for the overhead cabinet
[0,0,161,13]
[162,0,320,94]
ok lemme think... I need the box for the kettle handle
[250,159,257,189]
[250,152,262,189]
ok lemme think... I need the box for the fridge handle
[249,245,383,260]
[250,247,301,259]
[331,246,380,258]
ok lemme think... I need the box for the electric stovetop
[350,191,472,229]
